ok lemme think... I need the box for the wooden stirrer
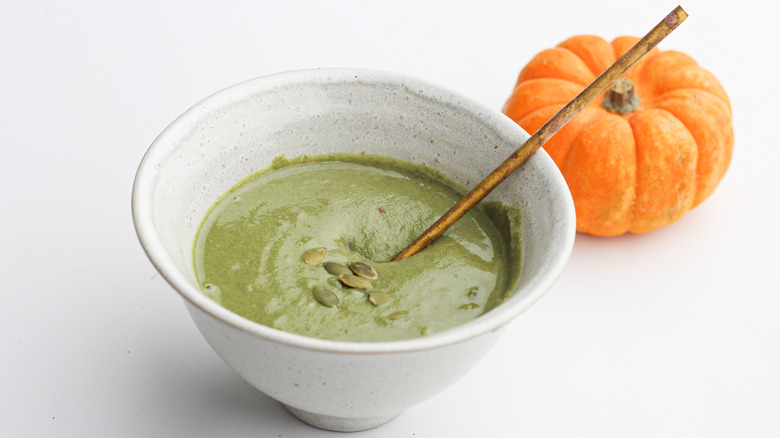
[393,6,688,261]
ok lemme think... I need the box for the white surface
[1,0,777,437]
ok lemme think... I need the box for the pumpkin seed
[348,261,378,280]
[367,291,391,307]
[337,274,373,290]
[459,303,480,310]
[323,261,352,276]
[467,287,479,300]
[388,311,408,320]
[303,247,327,265]
[313,286,340,309]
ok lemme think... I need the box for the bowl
[132,68,575,432]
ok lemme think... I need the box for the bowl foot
[283,404,401,432]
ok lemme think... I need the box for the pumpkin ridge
[557,35,615,77]
[647,103,705,201]
[628,111,639,233]
[646,87,731,113]
[636,50,698,101]
[555,46,600,79]
[627,108,698,233]
[650,65,730,110]
[563,112,635,236]
[503,78,588,123]
[647,89,733,206]
[518,47,595,87]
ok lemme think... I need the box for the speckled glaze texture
[132,69,575,432]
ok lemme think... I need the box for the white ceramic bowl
[132,68,575,432]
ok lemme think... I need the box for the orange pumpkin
[503,35,733,236]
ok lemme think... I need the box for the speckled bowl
[132,68,575,432]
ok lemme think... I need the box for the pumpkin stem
[602,78,641,114]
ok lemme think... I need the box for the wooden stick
[393,5,688,261]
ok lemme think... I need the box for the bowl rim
[132,67,575,355]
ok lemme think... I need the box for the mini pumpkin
[503,35,733,236]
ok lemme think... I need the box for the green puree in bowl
[193,153,522,342]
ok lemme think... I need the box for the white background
[2,0,778,437]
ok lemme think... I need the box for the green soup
[193,153,522,342]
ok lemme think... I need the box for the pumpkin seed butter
[193,153,522,342]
